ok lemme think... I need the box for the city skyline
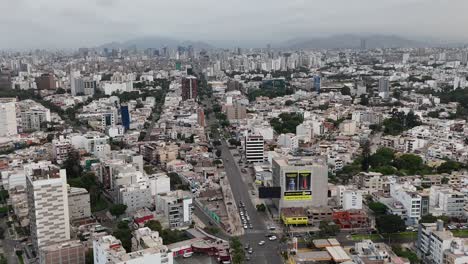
[2,0,468,49]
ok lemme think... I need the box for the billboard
[284,171,312,201]
[259,187,281,199]
[284,191,312,201]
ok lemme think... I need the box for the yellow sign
[284,191,312,201]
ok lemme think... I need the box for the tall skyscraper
[0,68,12,90]
[461,51,468,65]
[0,98,18,137]
[181,76,198,101]
[26,162,70,251]
[378,77,390,99]
[35,73,56,90]
[120,105,130,130]
[313,75,321,93]
[360,38,367,50]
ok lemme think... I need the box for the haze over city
[2,0,468,49]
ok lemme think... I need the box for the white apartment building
[71,132,110,157]
[52,136,72,164]
[68,187,91,220]
[26,162,70,250]
[343,190,363,210]
[0,99,17,137]
[148,174,171,196]
[117,184,152,213]
[390,183,421,225]
[20,106,51,132]
[245,134,265,163]
[102,81,134,95]
[429,186,465,218]
[356,172,390,194]
[93,232,173,264]
[156,190,193,229]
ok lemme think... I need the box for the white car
[244,225,248,229]
[268,235,277,241]
[258,240,265,246]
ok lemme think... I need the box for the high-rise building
[197,108,205,127]
[71,75,96,96]
[272,157,328,212]
[120,105,130,130]
[244,134,265,163]
[26,161,70,251]
[360,38,367,50]
[313,76,321,93]
[224,103,247,121]
[181,76,198,101]
[461,51,468,65]
[0,69,12,90]
[378,77,390,99]
[0,98,18,137]
[35,73,56,90]
[20,104,52,132]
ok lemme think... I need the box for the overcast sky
[1,0,468,49]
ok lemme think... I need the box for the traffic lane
[242,234,282,264]
[220,142,266,230]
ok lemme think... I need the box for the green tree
[359,94,369,106]
[85,250,93,264]
[368,202,388,215]
[256,204,266,212]
[361,141,371,172]
[113,223,132,252]
[145,220,163,233]
[369,148,395,168]
[230,237,245,264]
[441,177,449,184]
[215,149,222,157]
[285,100,294,106]
[394,154,424,174]
[341,86,351,96]
[437,160,462,174]
[109,204,127,217]
[0,254,7,264]
[376,215,406,234]
[419,214,449,224]
[319,221,340,237]
[63,150,83,178]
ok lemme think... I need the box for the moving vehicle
[183,252,193,258]
[258,240,265,246]
[269,235,277,241]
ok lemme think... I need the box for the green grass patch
[17,254,24,264]
[351,234,381,241]
[453,229,468,238]
[383,231,417,240]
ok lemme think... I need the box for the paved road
[219,140,283,264]
[0,219,18,264]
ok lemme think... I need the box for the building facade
[272,157,328,212]
[181,76,197,101]
[245,134,265,163]
[26,162,70,251]
[0,99,17,137]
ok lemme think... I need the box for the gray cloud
[0,0,467,49]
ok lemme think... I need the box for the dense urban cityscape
[2,18,468,264]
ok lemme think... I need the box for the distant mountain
[282,34,428,49]
[99,36,214,50]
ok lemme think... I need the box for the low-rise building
[68,187,91,221]
[156,190,193,229]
